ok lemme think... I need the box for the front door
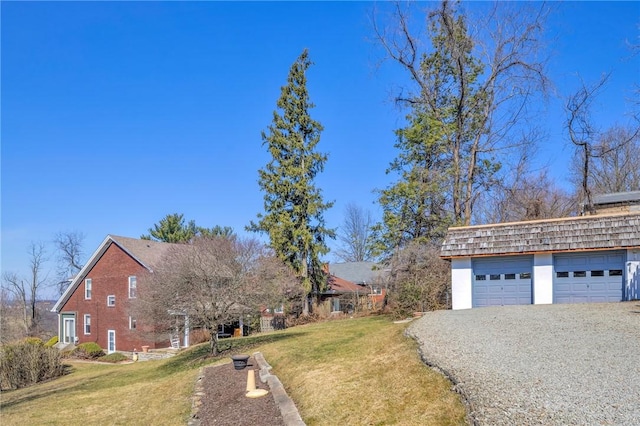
[63,317,76,344]
[107,330,116,354]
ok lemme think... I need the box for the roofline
[446,211,640,232]
[51,235,153,313]
[441,246,640,260]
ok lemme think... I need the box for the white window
[85,278,92,299]
[274,305,284,314]
[129,316,137,330]
[128,276,137,298]
[107,295,115,307]
[84,314,91,334]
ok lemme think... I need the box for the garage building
[441,212,640,309]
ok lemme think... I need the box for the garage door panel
[473,256,532,308]
[554,251,624,304]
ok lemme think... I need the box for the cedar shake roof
[441,212,640,259]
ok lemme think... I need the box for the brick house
[51,235,189,353]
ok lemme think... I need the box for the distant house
[321,262,388,312]
[442,192,640,310]
[51,235,189,353]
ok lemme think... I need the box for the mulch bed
[197,356,285,426]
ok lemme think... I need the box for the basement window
[590,270,604,277]
[556,272,569,278]
[573,271,587,278]
[609,270,623,276]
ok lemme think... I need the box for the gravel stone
[408,302,640,426]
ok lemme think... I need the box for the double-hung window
[84,314,91,334]
[85,278,92,299]
[128,276,137,298]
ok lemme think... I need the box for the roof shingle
[441,213,640,258]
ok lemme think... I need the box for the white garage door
[553,251,625,304]
[472,256,533,307]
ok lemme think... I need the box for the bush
[73,342,105,359]
[98,352,129,363]
[44,336,59,347]
[0,340,64,390]
[24,337,44,345]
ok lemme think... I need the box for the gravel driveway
[408,302,640,425]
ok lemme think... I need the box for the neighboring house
[321,262,389,312]
[441,210,640,310]
[51,235,189,353]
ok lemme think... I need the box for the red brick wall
[60,243,160,352]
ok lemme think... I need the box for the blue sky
[2,1,638,298]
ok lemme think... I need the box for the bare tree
[386,242,451,316]
[53,231,85,295]
[335,203,375,262]
[1,242,49,336]
[372,0,550,227]
[478,169,576,223]
[570,125,640,196]
[134,236,299,355]
[566,76,639,211]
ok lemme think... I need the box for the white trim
[83,314,91,335]
[128,276,137,299]
[129,316,136,330]
[84,278,92,300]
[107,330,116,354]
[63,317,76,344]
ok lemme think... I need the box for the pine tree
[248,49,335,315]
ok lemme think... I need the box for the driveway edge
[406,329,478,426]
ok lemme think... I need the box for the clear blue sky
[2,1,638,298]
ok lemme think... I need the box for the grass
[260,315,467,425]
[0,315,466,425]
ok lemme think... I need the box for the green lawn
[0,316,466,425]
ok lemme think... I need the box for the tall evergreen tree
[247,49,335,315]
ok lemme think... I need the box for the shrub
[0,340,64,390]
[73,342,105,359]
[98,352,129,363]
[24,337,44,345]
[44,336,59,347]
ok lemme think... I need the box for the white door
[63,318,76,344]
[107,330,116,353]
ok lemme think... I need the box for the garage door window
[609,270,622,276]
[591,270,604,277]
[574,271,586,277]
[505,274,516,280]
[557,272,569,278]
[490,274,500,280]
[475,274,486,280]
[520,273,531,279]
